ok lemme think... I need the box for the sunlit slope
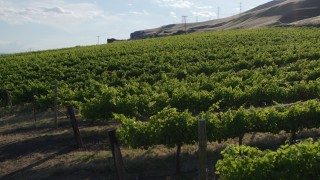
[0,27,319,120]
[130,0,320,39]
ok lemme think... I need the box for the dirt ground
[1,107,319,180]
[0,108,215,180]
[0,112,112,179]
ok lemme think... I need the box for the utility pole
[217,7,220,19]
[96,35,100,45]
[240,2,242,15]
[196,16,198,23]
[182,16,187,34]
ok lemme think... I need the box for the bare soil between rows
[1,109,319,179]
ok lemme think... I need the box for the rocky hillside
[130,0,320,40]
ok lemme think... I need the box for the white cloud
[170,11,178,18]
[195,5,213,9]
[156,0,194,9]
[130,10,150,16]
[192,10,216,18]
[0,0,119,31]
[40,7,71,14]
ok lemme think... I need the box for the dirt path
[0,113,113,180]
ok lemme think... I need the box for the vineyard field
[0,27,319,120]
[1,27,320,178]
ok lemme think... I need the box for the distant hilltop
[130,0,320,40]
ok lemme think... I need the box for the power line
[96,36,100,45]
[181,16,187,34]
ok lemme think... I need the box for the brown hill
[130,0,320,39]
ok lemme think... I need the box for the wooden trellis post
[198,119,207,180]
[108,129,125,180]
[67,105,83,148]
[54,80,58,129]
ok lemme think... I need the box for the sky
[0,0,272,54]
